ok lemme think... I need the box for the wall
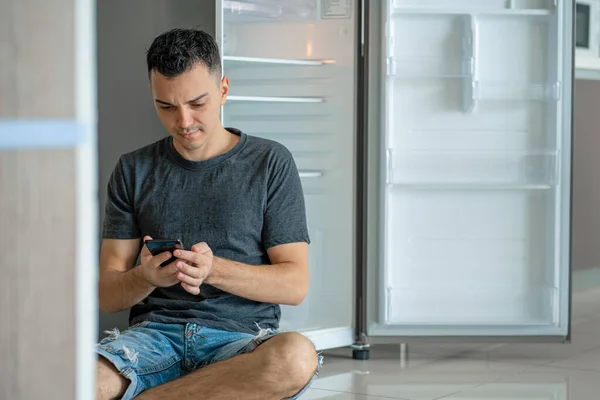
[96,0,216,336]
[572,79,600,271]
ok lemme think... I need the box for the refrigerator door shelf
[473,81,561,102]
[388,79,560,115]
[386,150,559,187]
[384,285,559,326]
[386,57,472,79]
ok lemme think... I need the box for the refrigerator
[217,0,575,358]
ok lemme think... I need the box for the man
[96,28,321,400]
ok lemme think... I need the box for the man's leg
[96,356,129,400]
[94,322,186,400]
[136,332,319,400]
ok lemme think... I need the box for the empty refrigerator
[215,0,575,353]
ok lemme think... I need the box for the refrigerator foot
[352,349,370,360]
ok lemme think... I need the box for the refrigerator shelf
[392,0,553,16]
[223,55,325,66]
[227,95,324,103]
[222,0,318,20]
[223,0,281,17]
[386,150,558,186]
[298,171,323,178]
[387,183,553,190]
[392,8,552,16]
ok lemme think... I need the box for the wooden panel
[0,149,77,400]
[572,79,600,271]
[0,0,75,118]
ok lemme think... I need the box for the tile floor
[303,287,600,399]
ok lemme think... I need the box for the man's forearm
[206,257,307,306]
[99,267,156,313]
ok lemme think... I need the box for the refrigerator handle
[352,0,371,360]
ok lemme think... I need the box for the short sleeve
[102,156,141,239]
[262,147,311,249]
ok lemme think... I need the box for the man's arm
[98,238,155,313]
[175,242,309,306]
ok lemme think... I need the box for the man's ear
[220,76,230,105]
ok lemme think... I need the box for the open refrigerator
[216,0,575,357]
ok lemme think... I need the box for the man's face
[150,63,228,152]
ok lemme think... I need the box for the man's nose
[177,108,194,129]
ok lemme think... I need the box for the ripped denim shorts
[96,321,322,399]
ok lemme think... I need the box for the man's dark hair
[146,28,222,80]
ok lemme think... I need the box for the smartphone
[144,239,184,267]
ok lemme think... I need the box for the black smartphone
[144,239,184,267]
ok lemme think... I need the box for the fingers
[181,282,200,295]
[173,249,210,265]
[150,250,173,268]
[141,235,153,257]
[158,261,180,276]
[175,261,204,279]
[175,261,205,289]
[176,269,203,288]
[191,242,212,255]
[158,261,203,292]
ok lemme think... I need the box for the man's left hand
[173,242,213,295]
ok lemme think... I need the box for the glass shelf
[392,0,553,16]
[227,95,324,103]
[223,55,325,66]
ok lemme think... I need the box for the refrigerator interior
[370,0,572,336]
[220,0,357,337]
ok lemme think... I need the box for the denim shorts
[96,321,322,399]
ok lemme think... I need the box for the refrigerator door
[217,0,358,350]
[368,0,574,338]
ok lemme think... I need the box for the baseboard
[573,266,600,292]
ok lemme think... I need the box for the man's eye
[161,106,173,110]
[191,103,205,108]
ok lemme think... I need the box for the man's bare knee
[96,356,128,400]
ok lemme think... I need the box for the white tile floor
[303,287,600,400]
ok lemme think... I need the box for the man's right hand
[138,235,182,288]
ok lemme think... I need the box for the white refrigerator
[217,0,575,358]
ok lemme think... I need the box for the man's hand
[138,235,182,289]
[172,242,214,295]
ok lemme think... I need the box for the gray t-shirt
[102,128,310,334]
